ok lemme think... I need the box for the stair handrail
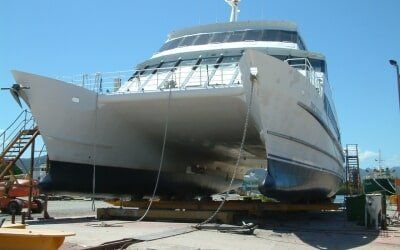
[0,109,27,136]
[5,117,36,153]
[0,128,40,179]
[0,109,36,153]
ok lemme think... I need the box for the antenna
[375,149,384,170]
[224,0,241,22]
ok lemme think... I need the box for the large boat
[9,1,344,202]
[363,153,396,195]
[363,168,396,195]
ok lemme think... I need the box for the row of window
[159,29,306,52]
[131,55,241,79]
[324,94,340,138]
[131,54,327,80]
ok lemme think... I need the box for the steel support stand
[27,138,35,220]
[42,156,52,219]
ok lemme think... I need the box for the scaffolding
[345,144,361,195]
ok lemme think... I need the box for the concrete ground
[1,200,399,249]
[0,199,110,221]
[128,229,399,250]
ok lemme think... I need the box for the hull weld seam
[267,130,343,167]
[267,153,344,179]
[297,101,345,161]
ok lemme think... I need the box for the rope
[86,73,175,228]
[86,70,255,233]
[33,144,46,167]
[136,80,173,221]
[195,76,255,228]
[91,82,100,211]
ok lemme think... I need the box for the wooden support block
[105,200,340,213]
[97,207,235,224]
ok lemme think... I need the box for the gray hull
[12,50,344,201]
[260,157,342,201]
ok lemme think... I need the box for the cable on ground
[194,71,256,229]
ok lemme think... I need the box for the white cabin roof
[168,20,298,40]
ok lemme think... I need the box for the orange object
[0,178,41,214]
[6,179,39,197]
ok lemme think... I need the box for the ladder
[345,144,361,195]
[0,110,40,180]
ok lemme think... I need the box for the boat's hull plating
[363,178,396,195]
[12,50,344,202]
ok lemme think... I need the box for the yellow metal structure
[0,228,74,250]
[98,207,235,224]
[0,128,40,179]
[1,223,26,229]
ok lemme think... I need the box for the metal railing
[57,69,134,93]
[285,58,324,94]
[57,59,324,95]
[0,110,36,153]
[57,62,242,95]
[285,58,314,72]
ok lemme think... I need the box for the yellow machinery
[0,228,74,250]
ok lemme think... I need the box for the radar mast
[225,0,241,22]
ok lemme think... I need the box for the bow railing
[285,57,325,95]
[57,62,242,95]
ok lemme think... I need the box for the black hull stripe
[260,157,342,202]
[297,101,345,161]
[267,153,343,179]
[267,130,343,167]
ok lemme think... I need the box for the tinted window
[179,59,198,67]
[159,29,303,52]
[297,37,306,50]
[141,64,158,76]
[262,30,280,41]
[200,57,219,65]
[227,31,245,42]
[271,55,289,61]
[210,32,228,43]
[324,94,340,136]
[158,43,170,52]
[158,61,178,73]
[194,34,212,45]
[223,55,241,64]
[281,31,297,43]
[243,30,262,41]
[179,35,197,47]
[159,45,167,52]
[159,38,183,52]
[310,59,326,73]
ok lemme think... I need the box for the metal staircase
[0,110,40,179]
[345,144,361,195]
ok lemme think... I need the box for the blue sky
[1,0,399,168]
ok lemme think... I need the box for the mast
[376,149,383,170]
[225,0,241,22]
